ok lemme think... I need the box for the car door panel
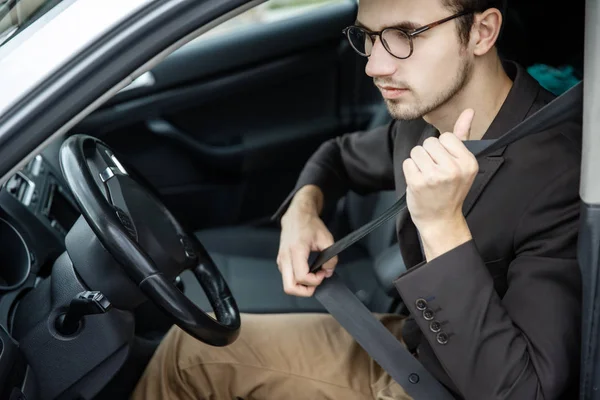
[74,1,380,230]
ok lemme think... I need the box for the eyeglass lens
[347,27,412,59]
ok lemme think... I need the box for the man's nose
[365,37,397,78]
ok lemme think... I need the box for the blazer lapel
[458,61,541,215]
[462,146,506,217]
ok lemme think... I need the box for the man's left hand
[402,109,478,261]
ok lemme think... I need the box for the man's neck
[423,58,513,140]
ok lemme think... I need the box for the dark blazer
[274,61,582,399]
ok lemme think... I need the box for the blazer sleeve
[271,120,397,221]
[393,166,582,399]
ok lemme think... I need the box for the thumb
[453,108,475,141]
[313,232,338,276]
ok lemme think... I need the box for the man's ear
[471,8,503,56]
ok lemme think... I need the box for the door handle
[146,119,244,171]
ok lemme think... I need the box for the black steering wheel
[59,134,241,346]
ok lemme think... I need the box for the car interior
[0,0,588,399]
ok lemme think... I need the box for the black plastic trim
[144,117,339,172]
[578,202,600,399]
[105,0,357,103]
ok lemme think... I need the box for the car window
[199,0,353,40]
[0,0,63,47]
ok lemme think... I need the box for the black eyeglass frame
[342,10,474,60]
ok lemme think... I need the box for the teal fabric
[527,64,581,95]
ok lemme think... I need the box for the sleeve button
[415,298,428,311]
[408,373,420,384]
[429,321,441,333]
[423,309,434,321]
[436,332,449,345]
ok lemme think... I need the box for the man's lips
[377,85,409,99]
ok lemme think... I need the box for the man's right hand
[277,186,338,297]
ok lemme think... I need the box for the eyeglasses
[343,10,473,60]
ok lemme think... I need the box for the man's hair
[442,0,506,45]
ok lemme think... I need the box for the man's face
[357,0,473,121]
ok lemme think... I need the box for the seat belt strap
[311,81,583,399]
[315,273,456,398]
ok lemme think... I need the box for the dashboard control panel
[4,155,79,237]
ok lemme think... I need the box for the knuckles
[283,285,295,295]
[409,160,477,192]
[424,136,438,144]
[439,132,458,144]
[410,146,424,159]
[406,135,479,189]
[465,155,479,175]
[422,137,439,149]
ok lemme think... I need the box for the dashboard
[0,138,85,399]
[5,155,79,237]
[0,139,80,331]
[0,137,178,400]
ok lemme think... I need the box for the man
[133,0,582,398]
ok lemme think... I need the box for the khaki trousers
[132,313,413,400]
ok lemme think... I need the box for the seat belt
[310,81,583,399]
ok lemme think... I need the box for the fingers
[314,231,338,278]
[407,109,475,169]
[276,215,338,297]
[422,137,454,167]
[402,157,421,185]
[432,108,475,158]
[291,246,324,287]
[279,252,316,297]
[409,145,436,174]
[453,108,475,141]
[322,256,338,278]
[438,133,479,167]
[277,231,334,297]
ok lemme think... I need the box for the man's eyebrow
[355,19,422,31]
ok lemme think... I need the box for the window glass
[0,0,64,47]
[200,0,352,40]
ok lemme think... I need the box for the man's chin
[384,100,424,121]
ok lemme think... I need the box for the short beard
[385,57,473,121]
